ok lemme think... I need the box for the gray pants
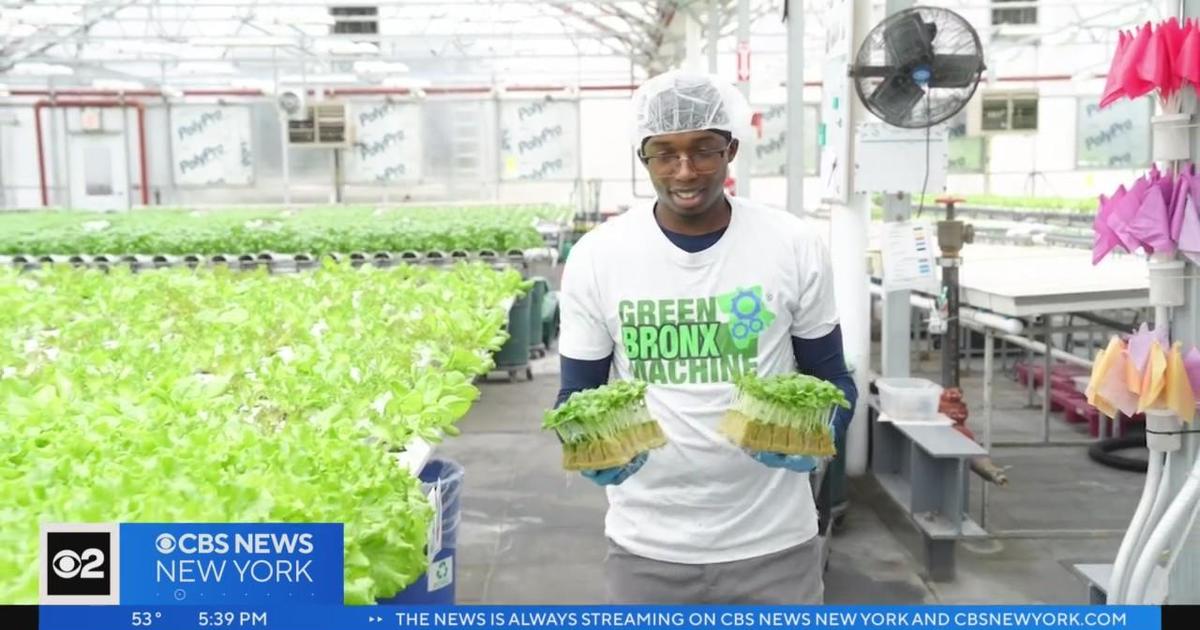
[604,536,825,604]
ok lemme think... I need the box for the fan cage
[852,7,986,129]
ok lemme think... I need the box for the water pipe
[1109,451,1167,603]
[1124,411,1197,604]
[897,287,1098,370]
[1111,250,1189,603]
[1126,460,1200,603]
[869,285,1025,336]
[1130,455,1176,588]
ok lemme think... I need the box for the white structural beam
[879,0,915,383]
[735,0,752,198]
[784,0,802,214]
[828,0,874,477]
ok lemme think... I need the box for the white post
[879,0,916,381]
[834,0,875,477]
[274,50,291,206]
[881,195,912,377]
[686,11,703,72]
[122,102,133,209]
[737,0,753,199]
[833,208,872,478]
[982,331,994,528]
[784,0,803,215]
[49,77,67,208]
[708,0,720,73]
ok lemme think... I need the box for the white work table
[955,244,1150,317]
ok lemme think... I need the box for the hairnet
[629,69,753,149]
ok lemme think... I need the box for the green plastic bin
[527,278,550,358]
[491,290,533,381]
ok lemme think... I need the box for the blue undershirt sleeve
[555,354,614,408]
[791,325,858,438]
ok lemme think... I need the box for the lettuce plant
[0,261,527,604]
[542,380,666,470]
[719,372,850,457]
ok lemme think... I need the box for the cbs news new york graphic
[0,522,1185,630]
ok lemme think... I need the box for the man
[555,70,857,604]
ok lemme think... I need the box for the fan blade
[882,13,934,69]
[928,54,983,88]
[851,65,902,79]
[868,74,926,124]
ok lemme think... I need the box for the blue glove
[750,451,821,472]
[581,452,648,486]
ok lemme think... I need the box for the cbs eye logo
[155,533,176,554]
[52,548,106,579]
[46,532,111,596]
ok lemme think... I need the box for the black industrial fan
[849,6,985,128]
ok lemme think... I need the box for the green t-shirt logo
[619,286,775,385]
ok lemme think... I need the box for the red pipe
[17,89,163,98]
[136,105,149,207]
[10,84,651,101]
[497,85,571,92]
[34,102,48,207]
[11,88,264,98]
[33,99,150,207]
[325,84,641,97]
[324,87,413,96]
[179,88,265,96]
[579,84,639,92]
[422,86,495,95]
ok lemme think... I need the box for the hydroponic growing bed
[0,205,572,257]
[0,260,528,604]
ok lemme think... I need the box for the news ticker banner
[26,523,1190,630]
[40,523,343,606]
[14,605,1192,630]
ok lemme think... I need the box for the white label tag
[928,308,947,335]
[881,221,939,293]
[427,557,453,592]
[426,482,442,562]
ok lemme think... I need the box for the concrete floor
[435,347,1145,605]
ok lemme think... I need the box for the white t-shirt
[558,195,840,564]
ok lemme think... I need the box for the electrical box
[853,123,948,195]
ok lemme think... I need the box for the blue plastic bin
[376,458,463,605]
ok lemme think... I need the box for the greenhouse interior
[5,0,1200,610]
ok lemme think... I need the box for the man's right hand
[581,452,648,486]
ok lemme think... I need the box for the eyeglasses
[638,144,731,176]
